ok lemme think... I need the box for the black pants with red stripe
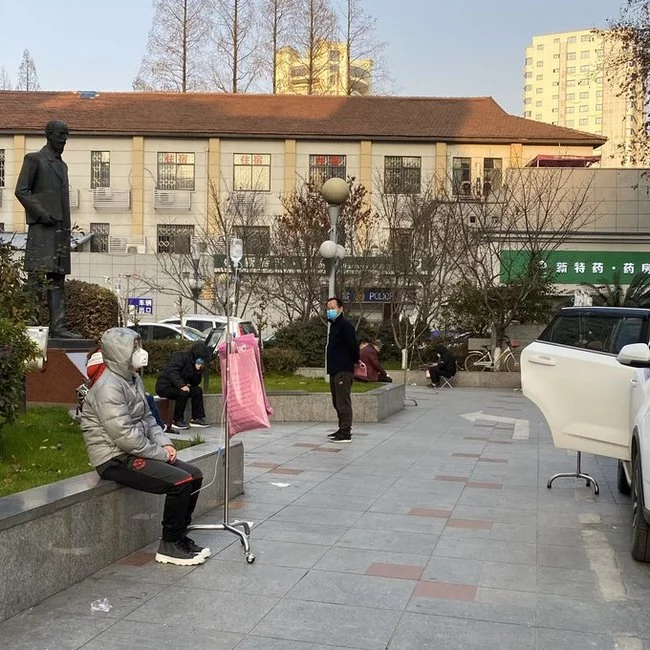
[97,454,203,542]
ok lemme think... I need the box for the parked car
[520,306,650,561]
[129,322,206,342]
[160,315,257,338]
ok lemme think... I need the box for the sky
[0,0,624,116]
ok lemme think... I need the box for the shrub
[141,340,193,375]
[272,316,328,367]
[262,347,301,374]
[65,280,120,341]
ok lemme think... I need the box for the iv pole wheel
[246,553,256,564]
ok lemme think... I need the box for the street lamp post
[319,178,350,381]
[188,276,203,314]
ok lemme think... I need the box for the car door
[521,311,640,461]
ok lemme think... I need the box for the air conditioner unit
[95,187,112,198]
[126,244,146,254]
[158,191,175,206]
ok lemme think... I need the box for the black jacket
[326,315,359,375]
[155,342,208,393]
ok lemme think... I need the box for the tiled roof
[0,91,606,147]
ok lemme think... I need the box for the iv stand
[187,237,255,563]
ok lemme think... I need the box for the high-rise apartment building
[275,42,372,96]
[523,29,641,166]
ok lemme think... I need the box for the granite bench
[0,440,243,623]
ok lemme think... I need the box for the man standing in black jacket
[156,343,210,430]
[325,297,359,443]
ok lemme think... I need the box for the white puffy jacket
[80,328,172,467]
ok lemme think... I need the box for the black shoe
[155,539,206,566]
[329,431,352,443]
[183,536,211,558]
[327,430,341,439]
[189,418,209,428]
[172,420,190,430]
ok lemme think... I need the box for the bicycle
[463,337,520,372]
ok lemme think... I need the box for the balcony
[154,189,192,211]
[93,187,131,211]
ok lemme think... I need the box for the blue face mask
[326,308,338,321]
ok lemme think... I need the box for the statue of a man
[15,120,81,339]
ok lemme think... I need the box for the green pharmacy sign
[500,250,650,285]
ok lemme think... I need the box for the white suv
[160,315,256,337]
[521,306,650,561]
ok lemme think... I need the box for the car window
[239,322,257,336]
[152,325,179,340]
[187,319,212,333]
[540,315,581,347]
[129,325,149,341]
[607,317,646,354]
[164,318,181,326]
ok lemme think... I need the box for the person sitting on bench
[80,327,209,566]
[427,344,457,387]
[358,338,392,383]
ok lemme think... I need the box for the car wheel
[631,451,650,562]
[464,351,486,372]
[618,460,631,496]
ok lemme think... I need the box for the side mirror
[617,343,650,368]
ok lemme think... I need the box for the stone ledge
[0,441,243,623]
[204,382,405,423]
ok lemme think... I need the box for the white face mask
[131,348,149,370]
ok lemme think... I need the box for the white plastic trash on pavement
[271,482,290,488]
[90,598,112,613]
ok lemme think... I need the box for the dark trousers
[145,394,166,429]
[329,371,353,434]
[428,366,453,386]
[97,455,203,542]
[157,385,205,422]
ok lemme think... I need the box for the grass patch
[142,373,380,395]
[0,406,198,498]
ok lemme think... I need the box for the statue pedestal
[26,339,96,407]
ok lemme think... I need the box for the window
[390,227,414,266]
[535,114,542,120]
[452,157,472,195]
[157,224,194,254]
[0,149,4,188]
[567,52,576,60]
[595,117,602,124]
[567,106,575,113]
[483,158,502,193]
[90,222,110,253]
[567,120,575,127]
[552,81,559,87]
[233,154,271,192]
[536,87,543,94]
[552,94,559,100]
[536,101,543,107]
[536,74,543,81]
[596,76,603,83]
[581,50,590,59]
[567,67,576,74]
[536,61,543,67]
[568,36,577,43]
[567,93,575,100]
[537,44,544,51]
[596,48,603,57]
[553,53,560,59]
[525,71,532,78]
[580,91,589,99]
[291,65,308,77]
[596,90,603,98]
[525,84,532,91]
[580,65,590,73]
[157,152,195,191]
[567,79,576,87]
[90,151,110,189]
[0,223,4,232]
[554,37,560,43]
[596,103,602,111]
[581,34,592,42]
[383,156,421,194]
[525,57,532,65]
[579,118,588,126]
[329,49,340,62]
[234,225,270,256]
[524,111,532,117]
[309,154,346,189]
[525,98,532,104]
[579,105,588,112]
[552,108,558,113]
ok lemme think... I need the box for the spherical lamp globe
[319,240,338,258]
[321,177,349,205]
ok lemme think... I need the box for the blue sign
[128,297,153,315]
[341,288,393,303]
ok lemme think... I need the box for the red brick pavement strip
[478,458,509,463]
[248,462,280,469]
[414,580,477,602]
[293,443,320,448]
[452,453,481,458]
[447,518,493,530]
[488,440,514,445]
[118,551,155,566]
[311,447,342,453]
[464,436,489,441]
[228,500,247,509]
[434,475,469,483]
[466,482,502,489]
[366,562,424,580]
[269,468,304,475]
[408,508,452,518]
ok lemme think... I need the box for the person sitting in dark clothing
[156,342,210,430]
[358,338,392,383]
[427,344,457,387]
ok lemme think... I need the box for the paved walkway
[2,387,649,649]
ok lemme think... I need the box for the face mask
[131,348,149,370]
[326,309,338,321]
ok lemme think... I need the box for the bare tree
[134,0,213,91]
[442,167,596,363]
[340,0,387,94]
[15,50,40,90]
[208,0,261,92]
[290,0,338,94]
[0,67,11,90]
[600,2,650,164]
[260,0,297,92]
